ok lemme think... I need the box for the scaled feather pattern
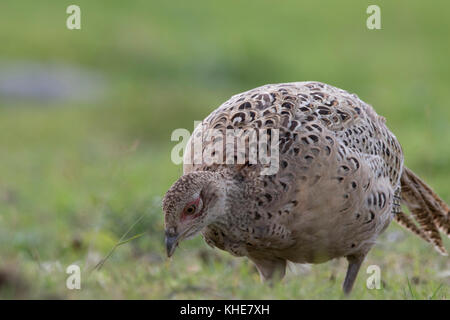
[163,82,449,294]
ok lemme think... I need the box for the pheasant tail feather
[397,167,449,255]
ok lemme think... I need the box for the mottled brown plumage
[162,81,449,294]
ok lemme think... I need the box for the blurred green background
[0,0,448,299]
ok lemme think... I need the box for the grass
[0,0,449,299]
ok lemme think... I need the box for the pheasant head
[162,171,228,257]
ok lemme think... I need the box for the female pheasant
[162,81,449,294]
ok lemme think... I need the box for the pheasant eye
[185,204,196,214]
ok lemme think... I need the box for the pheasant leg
[342,254,366,295]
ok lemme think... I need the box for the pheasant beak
[165,232,179,257]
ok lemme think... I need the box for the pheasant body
[163,81,449,294]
